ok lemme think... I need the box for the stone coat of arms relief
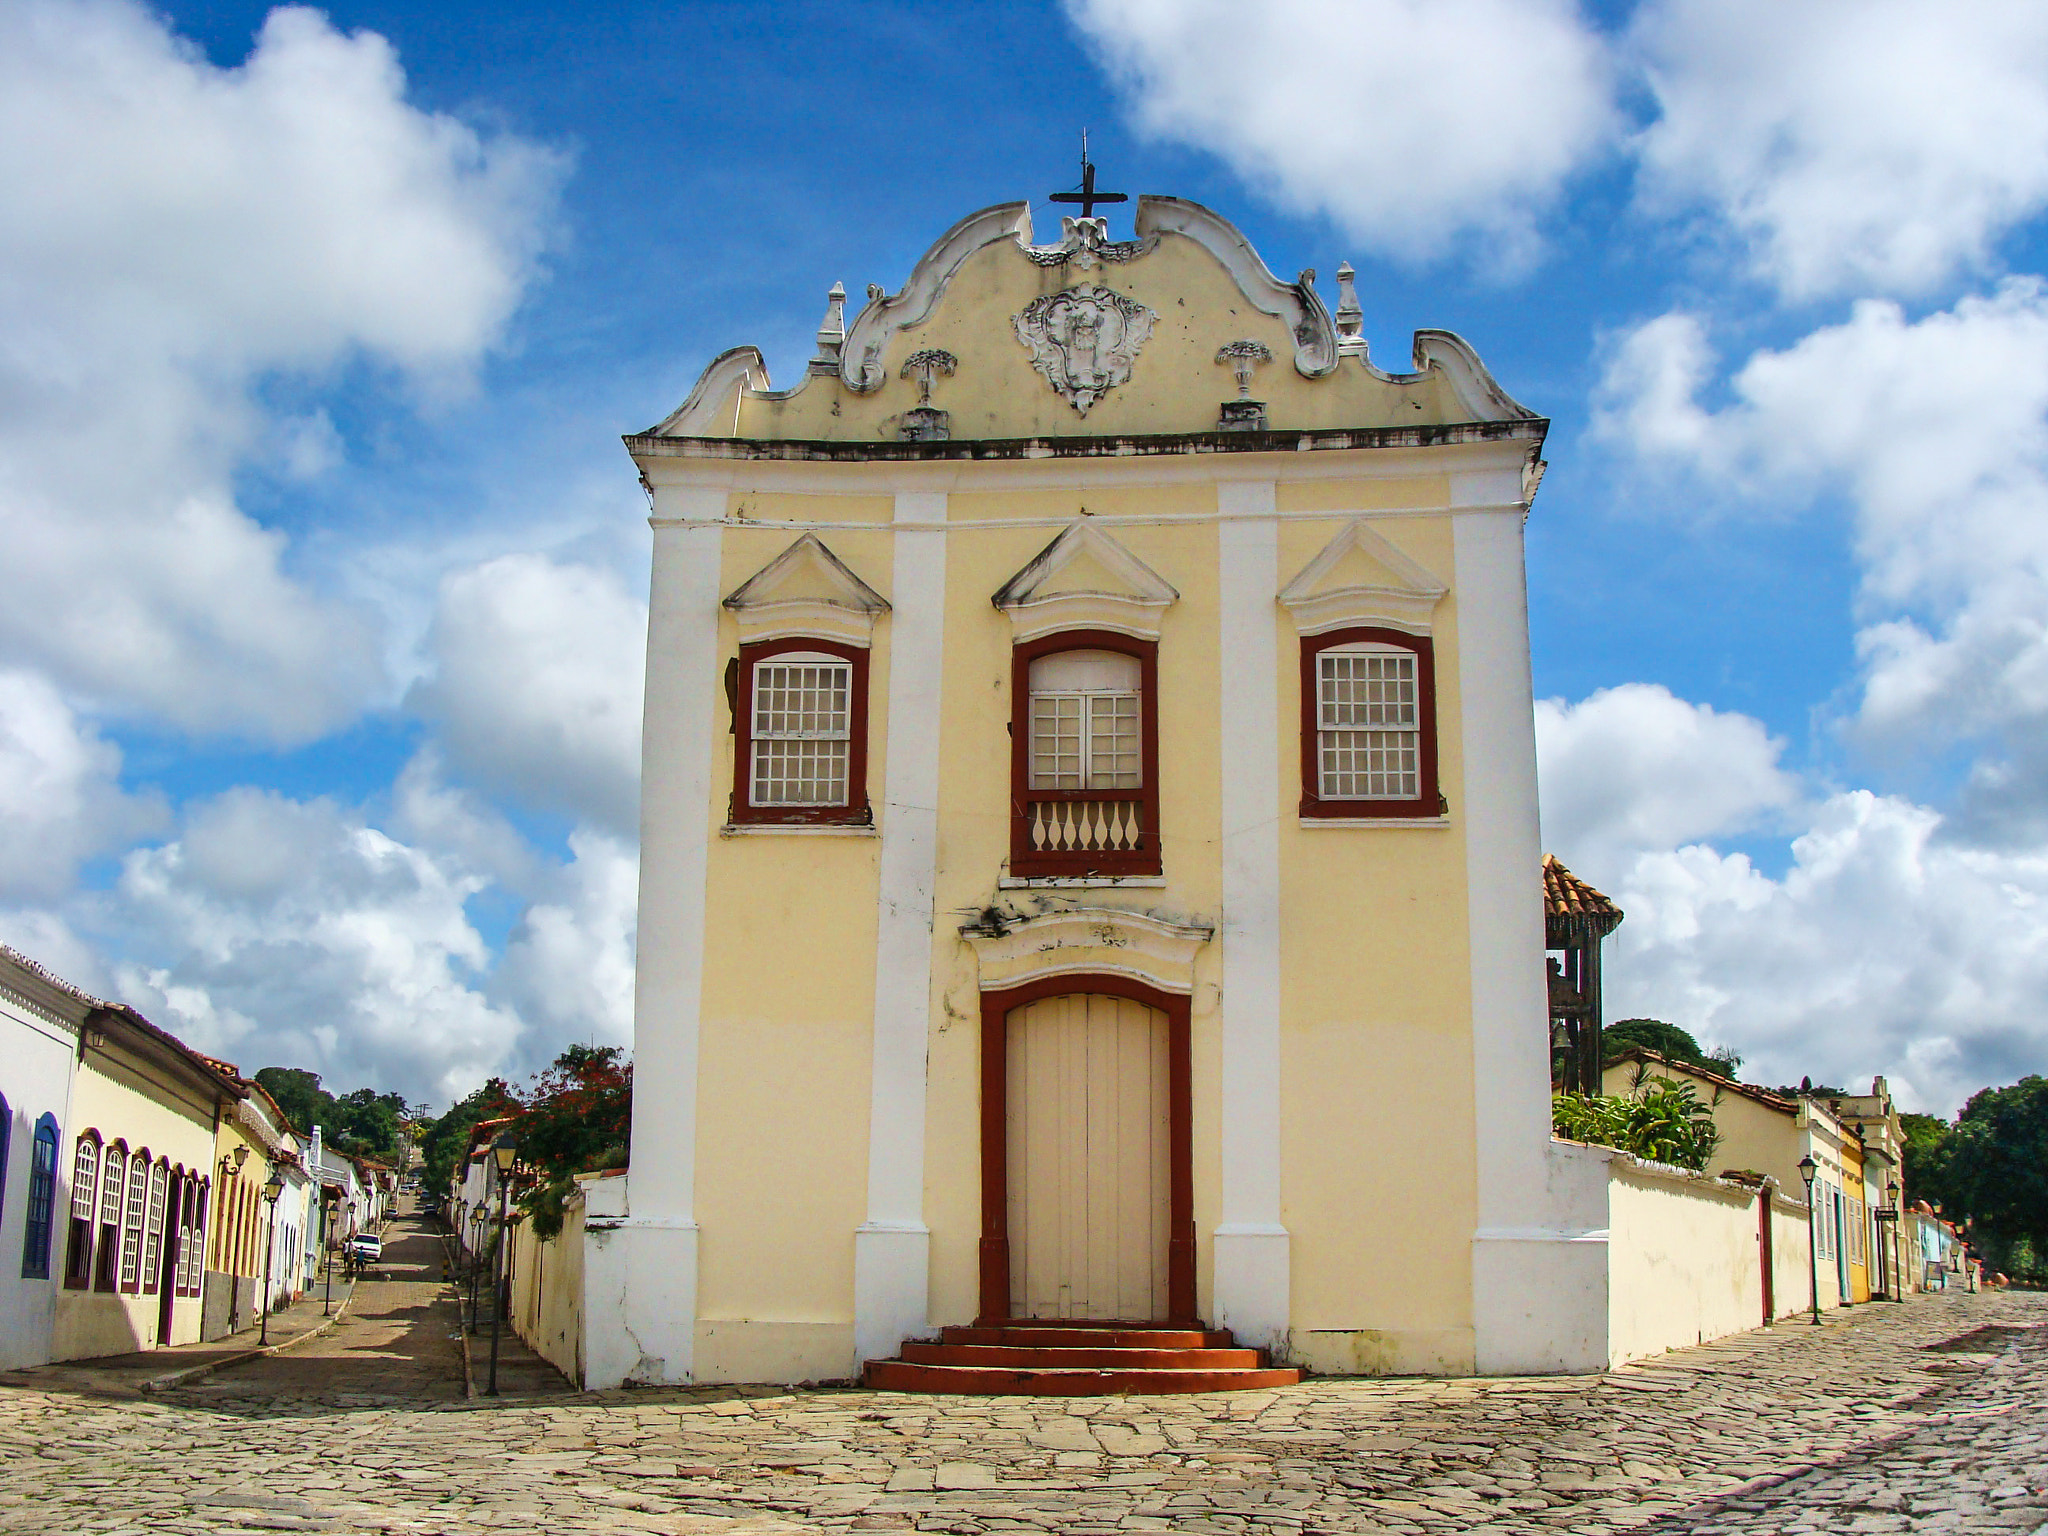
[1014,284,1157,417]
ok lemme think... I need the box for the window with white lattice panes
[749,652,852,807]
[1028,649,1142,790]
[1317,644,1420,800]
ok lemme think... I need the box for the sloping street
[0,1283,2042,1534]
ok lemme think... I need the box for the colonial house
[0,947,81,1369]
[195,1058,303,1339]
[584,191,1627,1391]
[29,965,233,1359]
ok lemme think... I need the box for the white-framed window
[119,1154,148,1290]
[71,1137,98,1223]
[1028,649,1142,790]
[749,652,852,807]
[1316,643,1420,800]
[142,1163,167,1294]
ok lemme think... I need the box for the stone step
[864,1359,1300,1395]
[903,1341,1265,1370]
[940,1324,1232,1349]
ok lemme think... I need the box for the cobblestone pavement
[174,1204,466,1407]
[1,1289,2044,1535]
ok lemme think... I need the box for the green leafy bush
[1553,1076,1721,1172]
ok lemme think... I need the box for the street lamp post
[222,1145,250,1334]
[322,1188,338,1316]
[468,1205,487,1335]
[1799,1154,1821,1326]
[487,1132,518,1397]
[1887,1180,1905,1303]
[259,1168,286,1345]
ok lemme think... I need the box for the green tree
[251,1067,412,1163]
[1602,1018,1741,1075]
[420,1078,522,1195]
[1899,1110,1953,1205]
[1932,1077,2048,1280]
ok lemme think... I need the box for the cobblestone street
[2,1286,2043,1535]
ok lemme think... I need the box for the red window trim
[1008,630,1162,879]
[729,636,873,827]
[1298,626,1441,819]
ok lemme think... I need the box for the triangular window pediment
[724,533,889,647]
[992,521,1178,641]
[1279,520,1446,636]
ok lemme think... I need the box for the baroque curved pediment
[963,907,1214,995]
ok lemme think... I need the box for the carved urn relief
[1014,284,1157,416]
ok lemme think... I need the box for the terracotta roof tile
[1544,854,1623,941]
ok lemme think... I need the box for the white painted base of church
[1472,1142,1613,1375]
[581,1175,700,1390]
[852,1222,931,1372]
[1210,1224,1291,1356]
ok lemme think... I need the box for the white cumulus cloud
[408,553,645,833]
[1065,0,1617,265]
[0,0,563,740]
[1631,0,2048,299]
[0,669,165,900]
[1536,683,1799,886]
[110,787,523,1106]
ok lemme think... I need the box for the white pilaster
[1455,475,1608,1374]
[1213,480,1290,1352]
[616,487,723,1385]
[853,491,947,1368]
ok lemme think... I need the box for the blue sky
[5,0,2048,1113]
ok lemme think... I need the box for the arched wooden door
[1006,992,1169,1320]
[979,977,1194,1325]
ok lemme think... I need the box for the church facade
[596,196,1604,1387]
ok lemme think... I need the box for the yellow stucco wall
[682,476,1481,1378]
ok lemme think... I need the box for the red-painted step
[863,1320,1302,1395]
[940,1325,1231,1349]
[903,1341,1264,1370]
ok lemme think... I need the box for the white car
[345,1234,382,1263]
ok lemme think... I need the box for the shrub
[1553,1076,1720,1172]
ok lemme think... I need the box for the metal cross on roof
[1049,132,1128,221]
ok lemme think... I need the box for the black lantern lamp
[258,1168,287,1344]
[1798,1154,1821,1326]
[487,1132,518,1397]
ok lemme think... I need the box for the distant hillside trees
[253,1067,416,1165]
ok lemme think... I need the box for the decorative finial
[1216,339,1273,400]
[1335,262,1366,356]
[1049,129,1129,224]
[810,282,847,373]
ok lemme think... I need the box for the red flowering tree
[509,1044,632,1238]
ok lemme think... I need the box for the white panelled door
[1006,992,1170,1321]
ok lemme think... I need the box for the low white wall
[1768,1191,1815,1321]
[1607,1158,1764,1367]
[508,1199,586,1386]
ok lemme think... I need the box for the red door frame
[978,974,1196,1327]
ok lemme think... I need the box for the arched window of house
[141,1160,168,1295]
[95,1142,127,1291]
[119,1147,149,1292]
[65,1133,99,1288]
[22,1116,60,1280]
[0,1091,10,1201]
